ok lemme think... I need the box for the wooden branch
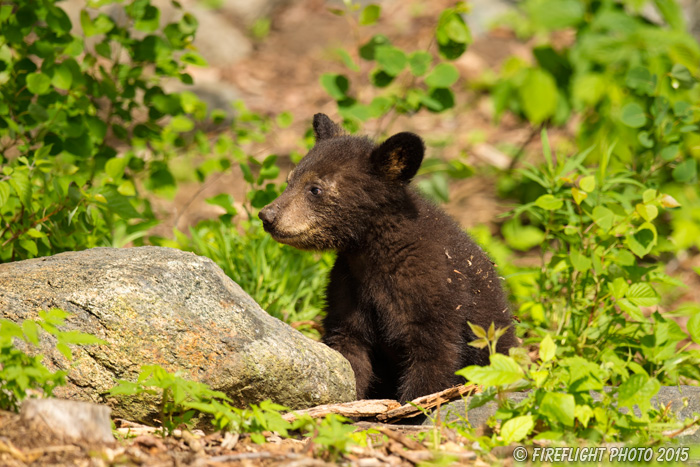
[282,399,401,422]
[377,384,479,422]
[282,384,479,424]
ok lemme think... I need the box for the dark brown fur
[259,114,517,402]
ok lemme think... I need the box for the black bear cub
[259,114,517,403]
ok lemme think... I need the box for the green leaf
[456,354,524,387]
[688,313,700,345]
[359,34,389,61]
[26,73,52,95]
[617,374,660,413]
[575,404,593,427]
[526,0,585,29]
[500,415,534,444]
[654,0,686,31]
[669,64,695,89]
[9,169,31,208]
[636,203,658,222]
[540,392,575,427]
[579,175,595,192]
[375,45,406,76]
[627,283,659,307]
[22,320,40,346]
[425,63,459,88]
[0,181,10,207]
[320,73,349,100]
[276,111,293,128]
[519,69,558,124]
[534,194,563,210]
[52,63,73,90]
[660,144,679,161]
[539,334,556,362]
[170,115,194,133]
[408,51,431,77]
[335,48,359,72]
[570,248,591,273]
[503,220,544,251]
[592,206,614,232]
[620,102,647,128]
[625,66,656,95]
[105,157,128,179]
[181,52,208,67]
[672,159,697,183]
[610,277,629,299]
[359,5,381,25]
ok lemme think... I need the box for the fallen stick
[377,384,479,422]
[282,384,478,423]
[282,399,401,422]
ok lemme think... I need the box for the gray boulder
[0,247,355,422]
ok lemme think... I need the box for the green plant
[504,132,700,385]
[110,364,359,458]
[457,334,689,447]
[0,308,106,411]
[0,0,211,261]
[320,1,475,203]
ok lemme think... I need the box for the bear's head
[259,113,424,251]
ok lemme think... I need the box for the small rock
[20,398,115,444]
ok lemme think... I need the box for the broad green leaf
[570,248,591,272]
[408,51,431,77]
[592,206,614,232]
[375,45,406,76]
[0,181,10,207]
[660,144,679,161]
[610,277,629,299]
[170,115,194,133]
[540,392,575,427]
[52,63,73,90]
[105,157,128,179]
[535,194,563,210]
[500,415,534,444]
[688,313,700,345]
[575,404,593,427]
[642,189,657,203]
[627,282,659,307]
[320,73,349,100]
[502,220,545,251]
[359,5,381,25]
[26,73,52,95]
[539,334,556,362]
[425,63,459,88]
[672,159,697,183]
[335,48,359,72]
[519,69,558,124]
[579,175,595,192]
[456,354,524,387]
[669,64,694,89]
[636,203,658,222]
[181,52,208,67]
[526,0,584,29]
[571,187,587,205]
[22,320,40,346]
[276,111,293,128]
[617,374,660,413]
[620,102,647,128]
[625,66,656,95]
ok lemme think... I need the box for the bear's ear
[313,113,343,141]
[370,132,424,182]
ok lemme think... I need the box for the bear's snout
[258,205,277,229]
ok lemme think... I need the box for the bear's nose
[258,205,276,226]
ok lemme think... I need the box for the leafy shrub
[110,364,357,458]
[0,308,105,411]
[0,0,208,261]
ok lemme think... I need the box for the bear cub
[259,114,517,403]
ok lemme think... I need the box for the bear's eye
[309,186,322,196]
